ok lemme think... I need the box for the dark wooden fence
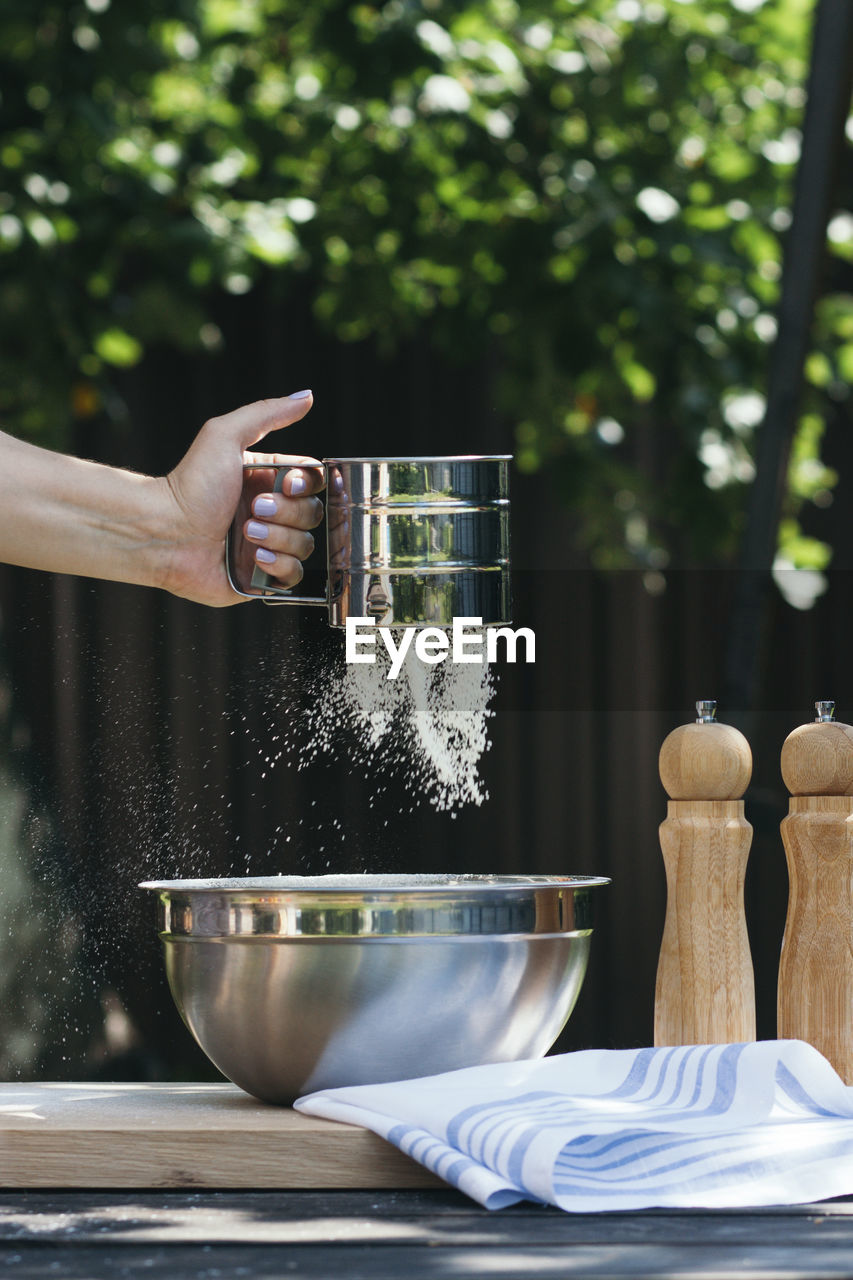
[2,285,852,1081]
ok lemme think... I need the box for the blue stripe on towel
[389,1121,524,1196]
[607,1044,745,1115]
[775,1061,838,1117]
[337,1044,853,1211]
[607,1046,678,1100]
[446,1045,749,1167]
[553,1133,853,1199]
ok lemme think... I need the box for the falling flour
[303,640,496,812]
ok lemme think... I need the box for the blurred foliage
[0,0,851,569]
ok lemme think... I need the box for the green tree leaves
[0,0,848,570]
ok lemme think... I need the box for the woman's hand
[155,389,322,604]
[159,391,324,606]
[0,390,324,607]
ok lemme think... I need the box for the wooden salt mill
[778,700,853,1082]
[654,700,756,1046]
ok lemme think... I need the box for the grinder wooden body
[654,710,756,1046]
[778,712,853,1082]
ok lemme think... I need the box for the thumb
[208,390,314,451]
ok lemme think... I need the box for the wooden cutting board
[0,1083,442,1189]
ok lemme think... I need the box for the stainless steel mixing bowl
[140,874,609,1104]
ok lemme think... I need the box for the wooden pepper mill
[778,700,853,1082]
[654,700,756,1046]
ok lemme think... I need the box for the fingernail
[287,470,306,496]
[247,520,269,540]
[289,389,312,400]
[332,472,344,493]
[253,497,277,517]
[255,547,276,564]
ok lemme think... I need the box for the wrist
[121,473,183,593]
[65,466,178,593]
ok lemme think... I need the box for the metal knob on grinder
[778,701,853,1082]
[654,700,756,1046]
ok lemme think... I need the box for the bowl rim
[139,873,611,894]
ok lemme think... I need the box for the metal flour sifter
[226,455,512,627]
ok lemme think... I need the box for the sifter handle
[227,462,328,606]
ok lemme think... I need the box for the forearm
[0,431,169,588]
[0,392,318,607]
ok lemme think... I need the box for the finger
[252,548,304,588]
[251,492,324,530]
[244,519,316,562]
[207,390,314,451]
[244,451,324,473]
[243,462,326,498]
[280,466,325,497]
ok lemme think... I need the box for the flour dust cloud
[302,640,497,813]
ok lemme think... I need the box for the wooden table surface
[0,1082,441,1189]
[4,1190,853,1278]
[6,1085,853,1277]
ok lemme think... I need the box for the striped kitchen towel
[294,1041,853,1211]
